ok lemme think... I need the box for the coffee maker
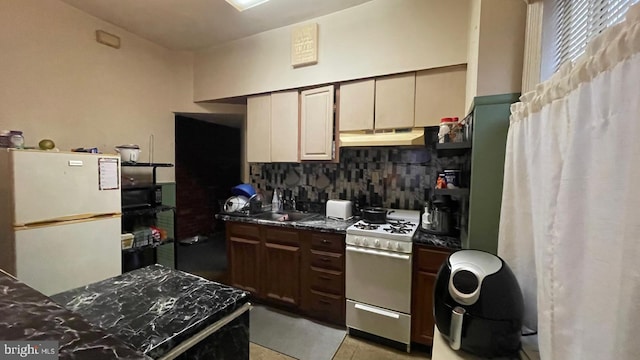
[421,196,454,235]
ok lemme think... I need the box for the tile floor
[250,335,432,360]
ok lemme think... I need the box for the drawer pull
[319,276,331,280]
[322,239,330,244]
[354,303,400,319]
[320,258,331,262]
[319,299,332,305]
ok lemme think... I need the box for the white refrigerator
[0,149,122,295]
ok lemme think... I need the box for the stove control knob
[387,241,393,249]
[374,239,380,247]
[363,239,369,246]
[354,237,361,246]
[396,242,403,251]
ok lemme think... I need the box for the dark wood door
[263,242,300,306]
[411,270,438,345]
[228,236,261,294]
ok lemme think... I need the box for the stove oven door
[345,245,412,313]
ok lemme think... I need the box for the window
[552,0,639,71]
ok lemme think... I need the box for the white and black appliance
[345,209,419,352]
[434,250,524,358]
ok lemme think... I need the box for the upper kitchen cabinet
[374,73,416,130]
[415,65,467,127]
[247,94,271,163]
[338,79,375,131]
[247,91,299,163]
[300,85,335,161]
[270,90,299,162]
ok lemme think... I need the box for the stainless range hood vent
[339,128,424,147]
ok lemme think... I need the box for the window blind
[553,0,639,70]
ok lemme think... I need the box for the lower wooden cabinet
[225,222,346,326]
[227,224,262,294]
[411,245,452,346]
[263,227,301,307]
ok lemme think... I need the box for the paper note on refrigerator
[98,158,119,190]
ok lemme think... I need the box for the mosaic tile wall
[249,130,468,211]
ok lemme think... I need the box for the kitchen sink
[256,212,314,222]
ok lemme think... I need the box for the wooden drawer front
[265,227,299,246]
[309,267,343,295]
[415,246,451,273]
[310,250,343,271]
[309,289,344,324]
[310,233,344,253]
[228,223,260,240]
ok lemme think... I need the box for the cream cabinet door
[300,85,334,161]
[374,73,416,130]
[247,94,271,163]
[415,65,467,127]
[339,79,375,131]
[271,90,299,162]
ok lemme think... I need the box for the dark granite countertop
[413,230,462,250]
[51,265,249,359]
[0,270,150,360]
[216,212,358,233]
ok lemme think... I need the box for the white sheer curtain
[499,4,640,359]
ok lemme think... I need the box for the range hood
[339,128,425,147]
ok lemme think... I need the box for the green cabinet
[465,94,520,254]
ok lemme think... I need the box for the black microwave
[122,185,162,209]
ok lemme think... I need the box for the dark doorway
[174,115,241,282]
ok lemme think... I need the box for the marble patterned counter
[413,230,462,250]
[0,269,150,360]
[51,265,250,359]
[216,212,357,233]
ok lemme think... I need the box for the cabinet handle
[322,239,330,244]
[320,258,331,262]
[320,276,331,280]
[319,299,331,305]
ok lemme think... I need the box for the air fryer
[434,250,524,358]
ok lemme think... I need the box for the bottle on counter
[271,189,278,212]
[278,190,284,212]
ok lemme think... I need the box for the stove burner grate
[386,220,417,228]
[383,226,411,234]
[354,223,380,230]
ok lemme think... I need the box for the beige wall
[0,0,245,182]
[194,0,471,101]
[465,0,527,109]
[465,0,482,110]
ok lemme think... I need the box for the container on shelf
[436,172,448,189]
[443,169,461,189]
[121,233,134,250]
[132,228,152,248]
[450,117,463,143]
[438,118,463,143]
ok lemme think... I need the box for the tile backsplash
[249,132,466,211]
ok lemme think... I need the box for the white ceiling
[59,0,373,50]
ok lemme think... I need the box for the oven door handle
[346,245,410,260]
[354,303,400,319]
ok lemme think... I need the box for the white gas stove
[345,209,420,352]
[345,209,420,253]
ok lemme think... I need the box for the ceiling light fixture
[225,0,270,12]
